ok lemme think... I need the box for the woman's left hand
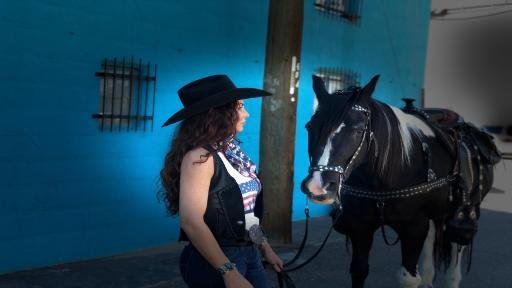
[260,243,284,272]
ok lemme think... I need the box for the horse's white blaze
[420,220,436,288]
[391,107,435,163]
[318,122,346,165]
[307,123,346,196]
[307,171,325,195]
[334,122,346,134]
[443,243,465,288]
[397,266,422,288]
[318,134,333,166]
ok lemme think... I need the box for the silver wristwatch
[217,261,236,275]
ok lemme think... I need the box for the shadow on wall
[453,15,512,125]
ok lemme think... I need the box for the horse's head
[301,75,380,205]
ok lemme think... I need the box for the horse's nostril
[325,181,338,191]
[301,177,312,193]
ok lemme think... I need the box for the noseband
[308,105,373,205]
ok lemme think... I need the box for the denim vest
[178,148,262,246]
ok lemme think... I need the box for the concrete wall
[426,0,512,126]
[424,0,512,196]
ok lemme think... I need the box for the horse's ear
[359,74,380,103]
[312,75,328,103]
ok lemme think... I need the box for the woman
[160,75,284,288]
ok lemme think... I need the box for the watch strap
[217,261,236,275]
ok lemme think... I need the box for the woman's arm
[179,148,253,287]
[259,240,284,272]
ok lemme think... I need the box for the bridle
[308,104,374,206]
[279,106,373,287]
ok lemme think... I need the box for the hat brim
[162,88,272,127]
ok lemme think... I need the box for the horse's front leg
[442,243,465,288]
[419,220,436,288]
[397,220,430,288]
[349,229,375,288]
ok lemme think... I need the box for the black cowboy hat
[162,74,272,127]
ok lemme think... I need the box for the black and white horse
[301,75,496,288]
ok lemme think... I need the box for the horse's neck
[368,101,427,188]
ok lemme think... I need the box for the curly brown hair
[159,101,239,215]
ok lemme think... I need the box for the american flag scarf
[224,139,261,189]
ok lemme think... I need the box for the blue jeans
[179,243,269,288]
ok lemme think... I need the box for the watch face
[248,224,265,245]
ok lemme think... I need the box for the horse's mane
[367,100,414,182]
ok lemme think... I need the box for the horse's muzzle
[310,193,332,202]
[300,176,311,194]
[301,174,338,204]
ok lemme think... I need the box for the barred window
[314,0,363,25]
[93,57,157,132]
[314,67,360,110]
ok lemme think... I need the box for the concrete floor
[1,187,512,288]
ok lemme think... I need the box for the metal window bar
[144,62,150,131]
[315,67,360,94]
[100,58,108,131]
[136,58,143,131]
[110,57,117,132]
[93,57,157,132]
[314,0,363,25]
[127,56,134,131]
[118,57,126,132]
[151,64,157,131]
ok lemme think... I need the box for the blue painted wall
[0,0,430,274]
[0,0,269,274]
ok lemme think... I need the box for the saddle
[423,108,465,128]
[401,99,501,245]
[401,99,501,166]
